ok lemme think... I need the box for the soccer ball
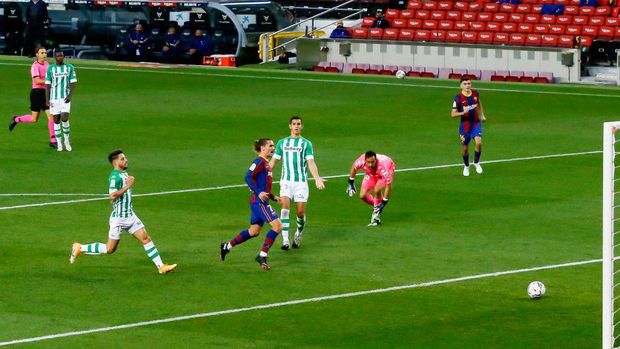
[527,281,546,299]
[395,70,406,79]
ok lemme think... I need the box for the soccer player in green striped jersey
[69,150,177,274]
[45,50,76,152]
[269,116,325,249]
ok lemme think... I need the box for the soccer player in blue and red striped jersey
[451,77,488,177]
[220,138,283,270]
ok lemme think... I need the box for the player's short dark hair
[108,149,124,163]
[254,139,272,152]
[36,46,46,53]
[289,115,303,124]
[53,49,63,56]
[365,150,377,159]
[460,77,471,83]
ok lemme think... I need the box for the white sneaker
[64,140,72,152]
[473,162,483,174]
[463,165,470,177]
[56,141,64,152]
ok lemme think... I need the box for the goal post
[603,122,620,349]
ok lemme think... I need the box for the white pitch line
[0,193,105,197]
[1,62,620,99]
[0,258,600,347]
[0,150,601,211]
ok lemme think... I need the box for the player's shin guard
[81,242,107,255]
[61,121,70,143]
[259,230,278,257]
[143,241,164,268]
[53,123,62,142]
[16,115,33,123]
[296,215,306,235]
[280,209,290,244]
[474,151,481,164]
[229,229,253,248]
[462,155,470,166]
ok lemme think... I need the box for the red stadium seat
[493,32,509,45]
[423,20,438,30]
[541,34,558,46]
[462,12,477,21]
[312,66,326,72]
[500,3,516,12]
[532,4,543,12]
[582,26,598,37]
[525,33,542,46]
[438,1,453,10]
[518,23,533,33]
[524,14,540,24]
[454,1,469,11]
[493,13,509,22]
[486,22,501,32]
[565,25,581,36]
[556,15,572,25]
[478,31,494,44]
[414,29,431,41]
[478,12,493,22]
[408,19,423,29]
[589,17,604,26]
[604,17,619,27]
[579,36,593,47]
[595,6,611,16]
[398,28,415,40]
[468,2,484,12]
[579,6,595,16]
[557,35,575,47]
[439,20,454,30]
[362,17,375,27]
[369,28,384,39]
[509,33,526,45]
[423,1,438,10]
[505,75,520,82]
[516,4,531,13]
[510,13,524,23]
[392,18,408,28]
[598,26,615,41]
[351,28,369,39]
[470,22,486,31]
[385,9,400,19]
[400,9,415,19]
[445,30,462,42]
[611,7,620,17]
[564,6,579,15]
[462,31,478,44]
[408,0,422,9]
[484,2,499,12]
[431,11,446,20]
[431,30,447,42]
[447,11,462,21]
[556,0,569,4]
[455,21,470,31]
[533,24,549,34]
[540,15,556,25]
[501,22,517,33]
[448,72,463,80]
[383,28,399,40]
[549,25,565,35]
[490,74,506,81]
[615,27,620,40]
[573,16,588,25]
[416,10,430,19]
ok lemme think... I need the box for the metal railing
[261,0,365,63]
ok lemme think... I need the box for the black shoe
[292,242,299,249]
[220,242,230,261]
[255,255,270,270]
[49,142,58,149]
[8,116,17,131]
[281,244,290,251]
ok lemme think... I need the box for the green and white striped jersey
[273,136,315,182]
[108,169,133,218]
[45,63,77,100]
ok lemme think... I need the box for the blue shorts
[250,201,279,226]
[459,123,483,145]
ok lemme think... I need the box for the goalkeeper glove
[375,198,389,213]
[346,178,356,197]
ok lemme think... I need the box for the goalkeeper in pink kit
[347,151,395,226]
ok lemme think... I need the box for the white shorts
[108,214,145,240]
[279,181,309,203]
[50,99,71,115]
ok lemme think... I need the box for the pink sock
[16,115,33,123]
[362,194,375,206]
[373,196,384,206]
[47,119,56,143]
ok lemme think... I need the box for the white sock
[81,243,107,255]
[259,251,268,257]
[61,121,70,143]
[144,241,164,268]
[280,209,290,244]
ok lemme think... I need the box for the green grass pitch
[0,56,619,348]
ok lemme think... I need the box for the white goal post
[603,122,620,349]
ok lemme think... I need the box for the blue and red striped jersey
[245,157,272,204]
[453,90,481,133]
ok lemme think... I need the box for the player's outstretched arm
[307,159,325,190]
